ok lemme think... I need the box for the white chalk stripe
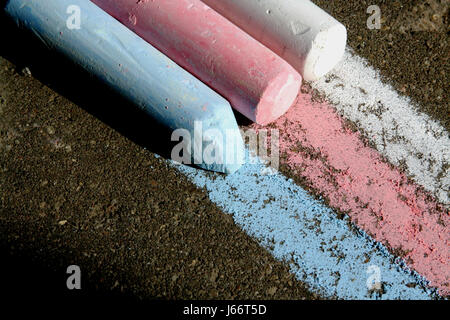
[311,48,450,206]
[171,154,438,299]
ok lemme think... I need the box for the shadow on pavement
[0,11,174,305]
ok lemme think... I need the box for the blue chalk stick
[5,0,244,173]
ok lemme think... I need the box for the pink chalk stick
[254,94,449,295]
[91,0,302,125]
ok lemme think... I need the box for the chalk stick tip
[304,23,347,81]
[255,70,302,125]
[191,100,245,174]
[196,133,245,174]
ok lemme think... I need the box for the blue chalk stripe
[175,152,438,299]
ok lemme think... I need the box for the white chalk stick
[202,0,347,81]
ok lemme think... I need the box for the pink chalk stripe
[254,94,449,295]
